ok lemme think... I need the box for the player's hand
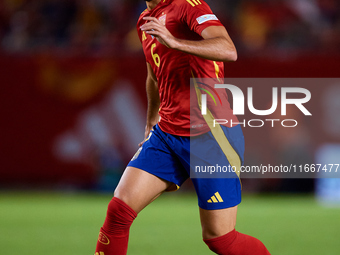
[138,113,159,147]
[140,17,177,48]
[138,124,154,147]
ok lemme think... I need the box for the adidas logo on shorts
[207,192,224,203]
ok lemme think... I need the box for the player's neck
[146,0,162,10]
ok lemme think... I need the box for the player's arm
[139,62,160,147]
[140,17,237,62]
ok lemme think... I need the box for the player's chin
[144,0,151,1]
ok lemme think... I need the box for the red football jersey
[137,0,237,136]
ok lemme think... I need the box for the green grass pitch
[0,191,339,255]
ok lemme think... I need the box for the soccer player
[95,0,271,254]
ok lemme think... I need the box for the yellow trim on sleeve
[213,61,221,82]
[186,0,201,7]
[186,0,195,7]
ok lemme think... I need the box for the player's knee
[105,197,137,233]
[203,230,271,255]
[203,229,236,254]
[202,227,225,240]
[201,221,236,240]
[113,188,134,209]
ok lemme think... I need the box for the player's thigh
[114,166,172,213]
[194,177,240,239]
[199,206,238,240]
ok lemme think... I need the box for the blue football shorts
[127,124,244,210]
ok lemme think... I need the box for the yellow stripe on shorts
[193,77,241,179]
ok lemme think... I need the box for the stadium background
[1,0,340,254]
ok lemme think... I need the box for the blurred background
[1,0,340,192]
[0,0,340,254]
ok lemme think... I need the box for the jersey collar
[146,0,172,14]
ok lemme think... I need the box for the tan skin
[115,0,238,240]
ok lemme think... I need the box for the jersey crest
[159,14,167,25]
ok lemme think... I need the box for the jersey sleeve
[180,0,223,36]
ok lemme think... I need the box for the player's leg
[95,166,172,255]
[192,177,269,254]
[199,206,237,240]
[189,124,270,254]
[114,166,173,213]
[95,124,186,255]
[200,207,271,255]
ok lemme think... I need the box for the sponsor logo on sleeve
[196,14,218,25]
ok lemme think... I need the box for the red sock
[95,197,137,255]
[204,229,271,255]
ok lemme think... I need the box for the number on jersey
[151,43,160,67]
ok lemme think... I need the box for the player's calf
[95,197,137,255]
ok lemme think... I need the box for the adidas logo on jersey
[207,192,224,203]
